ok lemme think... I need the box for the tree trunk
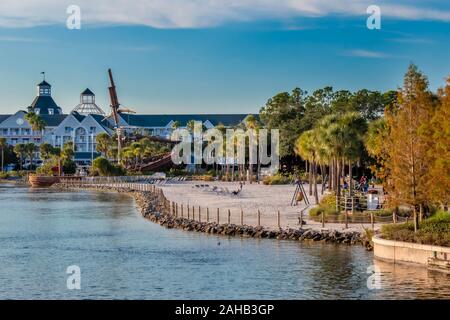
[308,160,313,196]
[348,161,353,196]
[336,158,341,197]
[305,160,308,181]
[320,163,325,195]
[419,203,423,222]
[313,161,319,204]
[413,206,418,232]
[328,161,332,191]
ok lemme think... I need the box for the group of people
[343,175,370,193]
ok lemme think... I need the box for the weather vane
[40,71,45,81]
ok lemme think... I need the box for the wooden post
[176,203,178,217]
[344,195,347,213]
[240,208,244,226]
[227,209,231,224]
[217,208,220,224]
[351,196,354,215]
[257,210,261,227]
[277,210,281,229]
[299,211,303,229]
[187,205,190,219]
[370,211,374,230]
[193,206,195,220]
[198,206,201,222]
[206,208,209,222]
[345,210,348,229]
[181,204,184,218]
[321,211,325,228]
[336,195,339,213]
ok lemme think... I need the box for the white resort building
[0,79,252,165]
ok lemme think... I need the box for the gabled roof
[38,80,51,87]
[90,114,115,131]
[40,114,67,127]
[29,96,62,115]
[81,88,94,95]
[120,114,256,128]
[0,114,11,125]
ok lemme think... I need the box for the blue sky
[0,1,449,115]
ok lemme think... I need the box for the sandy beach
[160,181,383,232]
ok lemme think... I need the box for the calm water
[0,184,448,299]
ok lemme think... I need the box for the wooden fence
[58,177,397,230]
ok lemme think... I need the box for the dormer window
[35,108,40,115]
[48,108,54,115]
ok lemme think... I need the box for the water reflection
[0,184,448,299]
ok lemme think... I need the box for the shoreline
[55,183,372,249]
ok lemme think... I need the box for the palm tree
[172,120,181,131]
[96,133,112,158]
[295,130,320,204]
[25,112,46,142]
[339,112,367,195]
[0,137,7,172]
[13,144,26,170]
[39,143,54,161]
[24,143,37,170]
[244,115,262,183]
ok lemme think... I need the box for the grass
[381,211,450,247]
[262,173,292,185]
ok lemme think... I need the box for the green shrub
[381,211,450,246]
[0,172,9,179]
[92,157,126,176]
[262,173,292,185]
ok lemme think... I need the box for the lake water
[0,184,448,299]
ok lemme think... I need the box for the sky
[0,0,449,115]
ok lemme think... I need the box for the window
[89,127,96,134]
[11,138,18,145]
[48,108,54,115]
[65,127,73,134]
[35,108,40,115]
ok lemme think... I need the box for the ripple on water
[0,184,449,299]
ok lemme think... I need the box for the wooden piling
[371,211,374,230]
[257,210,261,227]
[277,210,281,229]
[321,211,325,228]
[227,209,231,224]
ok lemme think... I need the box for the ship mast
[107,68,122,163]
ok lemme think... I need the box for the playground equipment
[291,179,310,206]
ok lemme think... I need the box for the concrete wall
[373,235,450,265]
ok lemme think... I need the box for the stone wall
[373,235,450,268]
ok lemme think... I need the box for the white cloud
[343,49,389,58]
[0,0,449,28]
